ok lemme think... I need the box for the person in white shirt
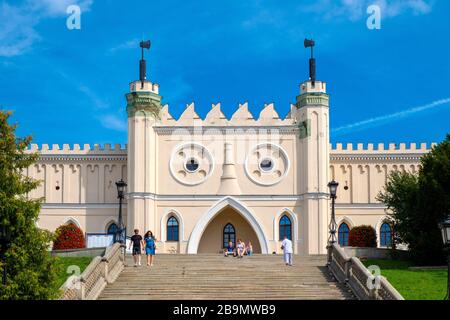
[281,235,293,266]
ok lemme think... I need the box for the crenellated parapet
[331,142,435,153]
[26,144,127,162]
[330,142,436,162]
[156,102,297,127]
[27,143,127,154]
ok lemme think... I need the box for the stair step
[98,254,354,300]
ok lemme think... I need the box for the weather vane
[139,40,151,89]
[304,38,316,85]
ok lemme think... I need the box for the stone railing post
[344,259,351,283]
[326,244,332,266]
[101,257,109,281]
[121,244,126,265]
[78,278,86,300]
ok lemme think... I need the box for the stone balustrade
[327,243,404,300]
[59,243,124,300]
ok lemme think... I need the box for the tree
[0,111,59,299]
[378,135,450,265]
[376,171,419,249]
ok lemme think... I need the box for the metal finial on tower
[304,38,316,86]
[139,40,151,89]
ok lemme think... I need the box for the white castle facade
[24,70,431,255]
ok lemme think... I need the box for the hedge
[349,225,377,247]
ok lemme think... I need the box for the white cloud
[332,97,450,135]
[301,0,434,21]
[0,3,40,57]
[0,0,93,57]
[109,38,141,54]
[78,85,110,109]
[27,0,93,16]
[98,114,127,132]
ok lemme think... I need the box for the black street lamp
[328,180,339,246]
[115,179,127,245]
[0,224,11,286]
[438,214,450,300]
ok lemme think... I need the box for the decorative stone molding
[169,142,215,186]
[244,142,290,186]
[154,126,299,135]
[330,154,425,162]
[217,142,241,195]
[296,92,330,108]
[126,91,162,118]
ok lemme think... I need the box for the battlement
[330,142,436,154]
[27,143,127,154]
[159,102,298,126]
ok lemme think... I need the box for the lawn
[363,259,448,300]
[55,256,93,288]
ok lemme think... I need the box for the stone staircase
[98,254,355,300]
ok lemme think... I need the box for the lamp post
[438,214,450,300]
[327,180,339,265]
[115,179,127,245]
[0,224,11,286]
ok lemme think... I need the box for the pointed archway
[187,196,269,254]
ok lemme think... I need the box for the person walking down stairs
[144,231,157,267]
[128,229,143,267]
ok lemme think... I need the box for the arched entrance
[198,207,262,253]
[187,196,269,254]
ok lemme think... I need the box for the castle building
[24,55,431,255]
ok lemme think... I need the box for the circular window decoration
[185,158,199,173]
[245,143,290,186]
[170,143,214,186]
[259,158,275,172]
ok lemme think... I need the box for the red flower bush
[53,223,86,250]
[348,225,377,248]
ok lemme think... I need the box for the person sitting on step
[223,241,236,257]
[236,239,246,258]
[246,241,253,256]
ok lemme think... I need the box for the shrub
[53,223,85,250]
[349,225,377,247]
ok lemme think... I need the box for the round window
[185,158,199,172]
[260,158,274,172]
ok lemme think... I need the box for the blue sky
[1,0,449,146]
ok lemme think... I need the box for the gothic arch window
[338,223,350,246]
[279,215,292,240]
[107,222,118,235]
[167,216,179,241]
[223,223,236,248]
[380,223,392,247]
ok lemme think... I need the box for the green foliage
[377,135,450,265]
[348,225,377,247]
[0,111,59,300]
[363,259,448,300]
[53,223,86,250]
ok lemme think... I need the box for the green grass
[55,257,92,288]
[363,259,448,300]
